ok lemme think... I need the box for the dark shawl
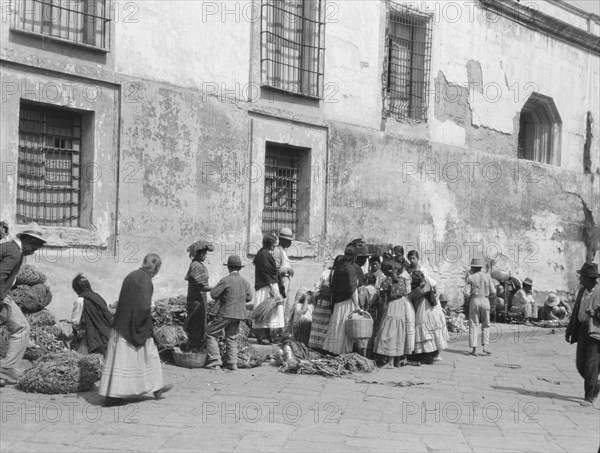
[113,268,154,347]
[331,262,358,304]
[565,286,586,344]
[253,248,278,290]
[79,290,113,354]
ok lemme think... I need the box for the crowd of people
[1,221,599,407]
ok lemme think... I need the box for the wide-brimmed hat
[576,262,600,278]
[439,293,450,303]
[278,228,293,241]
[16,222,46,243]
[544,293,560,308]
[224,255,244,268]
[470,258,484,268]
[522,277,533,287]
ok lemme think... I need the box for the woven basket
[345,309,373,340]
[172,348,207,369]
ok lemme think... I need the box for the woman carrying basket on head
[322,255,360,355]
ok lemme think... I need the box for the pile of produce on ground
[17,351,104,394]
[0,266,73,360]
[275,339,376,377]
[446,315,468,333]
[0,325,9,358]
[152,296,187,327]
[154,324,188,351]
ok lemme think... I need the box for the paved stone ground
[1,323,599,453]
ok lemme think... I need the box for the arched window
[518,93,562,166]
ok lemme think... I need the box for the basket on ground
[345,310,373,340]
[172,347,207,368]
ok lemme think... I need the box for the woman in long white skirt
[322,255,359,355]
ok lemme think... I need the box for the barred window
[383,4,432,122]
[262,144,299,236]
[261,0,325,98]
[11,0,111,50]
[17,104,82,227]
[518,93,562,166]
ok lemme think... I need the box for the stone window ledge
[15,226,108,249]
[10,29,110,54]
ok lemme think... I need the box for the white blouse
[71,297,84,324]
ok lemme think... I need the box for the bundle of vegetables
[25,309,56,327]
[53,320,74,342]
[9,284,52,313]
[446,315,468,333]
[281,352,376,377]
[154,325,188,350]
[218,342,264,369]
[0,325,9,359]
[18,351,104,394]
[15,265,47,286]
[24,326,68,361]
[152,296,187,327]
[249,297,278,326]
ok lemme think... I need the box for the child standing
[205,255,254,371]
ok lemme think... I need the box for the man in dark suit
[0,222,47,386]
[566,262,600,406]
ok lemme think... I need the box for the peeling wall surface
[1,0,599,318]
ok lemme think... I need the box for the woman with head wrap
[373,260,416,367]
[408,270,449,364]
[322,255,360,355]
[252,234,284,344]
[183,240,214,352]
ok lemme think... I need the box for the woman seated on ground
[373,261,415,368]
[289,287,315,346]
[71,274,113,355]
[538,293,571,321]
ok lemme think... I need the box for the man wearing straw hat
[565,262,600,406]
[464,258,496,356]
[205,255,254,371]
[539,293,571,321]
[0,222,47,386]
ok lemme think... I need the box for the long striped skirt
[98,330,163,399]
[322,298,355,355]
[308,297,332,350]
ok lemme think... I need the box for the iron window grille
[17,104,82,227]
[383,2,432,122]
[10,0,111,50]
[262,145,299,237]
[261,0,326,99]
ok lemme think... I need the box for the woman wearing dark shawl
[99,254,172,404]
[252,234,284,344]
[71,274,113,355]
[322,255,360,355]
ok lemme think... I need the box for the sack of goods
[345,309,373,340]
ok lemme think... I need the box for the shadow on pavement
[492,385,582,404]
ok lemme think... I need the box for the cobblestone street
[1,324,598,452]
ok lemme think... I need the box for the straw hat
[544,293,560,308]
[16,222,46,243]
[278,228,293,241]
